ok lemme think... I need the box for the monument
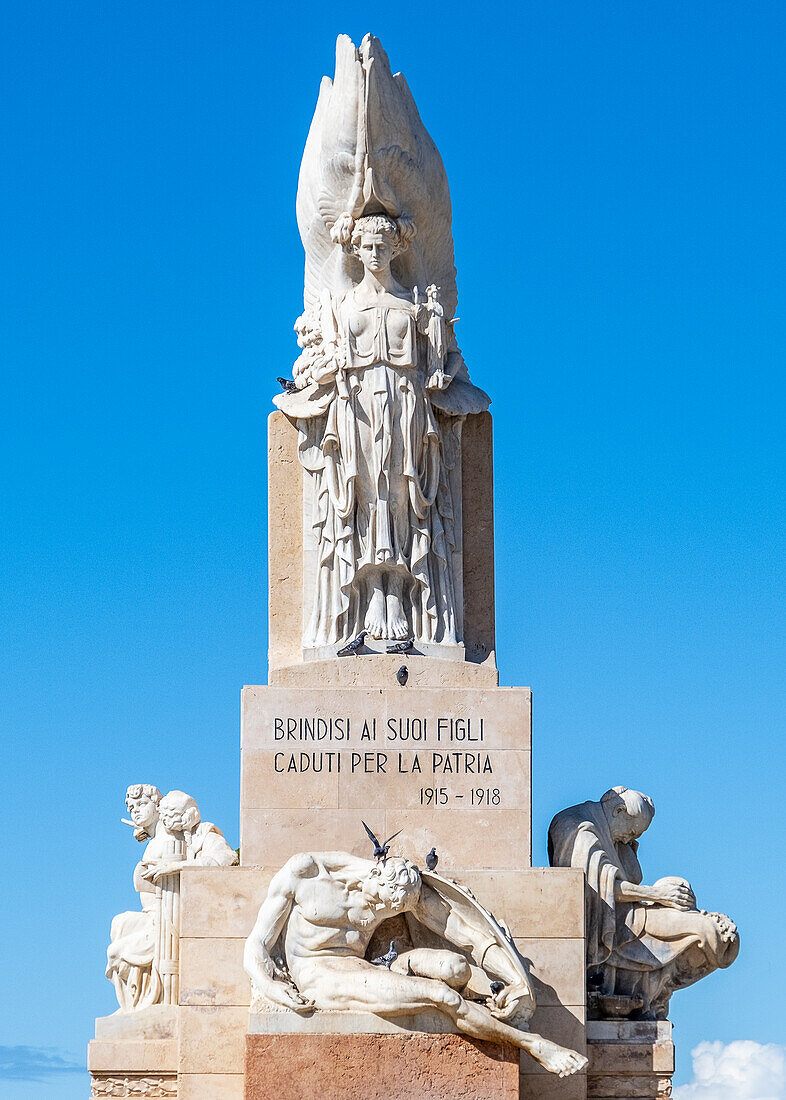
[87,34,739,1099]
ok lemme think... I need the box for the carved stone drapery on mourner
[548,786,740,1020]
[274,36,490,653]
[106,786,238,1013]
[243,849,588,1079]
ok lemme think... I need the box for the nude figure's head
[348,213,416,271]
[125,784,162,831]
[361,857,421,914]
[601,786,655,844]
[159,790,201,833]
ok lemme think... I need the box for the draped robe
[548,800,739,1018]
[277,288,489,648]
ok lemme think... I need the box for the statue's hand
[426,369,449,391]
[488,981,532,1021]
[653,881,695,910]
[145,860,185,884]
[263,978,315,1014]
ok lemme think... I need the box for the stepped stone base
[245,1032,519,1099]
[587,1021,674,1098]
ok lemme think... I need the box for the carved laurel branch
[90,1076,177,1098]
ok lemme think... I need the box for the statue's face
[362,863,421,914]
[356,231,394,273]
[610,808,649,844]
[159,797,187,832]
[126,793,158,830]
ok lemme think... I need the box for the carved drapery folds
[106,786,238,1013]
[548,786,739,1020]
[274,35,490,653]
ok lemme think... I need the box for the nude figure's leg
[298,958,587,1078]
[363,570,387,638]
[385,570,410,639]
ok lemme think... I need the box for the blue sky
[2,2,784,1096]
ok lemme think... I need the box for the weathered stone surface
[245,1033,519,1099]
[587,1021,673,1099]
[240,685,531,867]
[87,1039,177,1073]
[178,1006,247,1075]
[179,1074,244,1100]
[519,1005,586,1075]
[179,937,248,1006]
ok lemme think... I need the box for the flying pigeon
[361,821,401,862]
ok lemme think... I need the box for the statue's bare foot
[386,591,410,640]
[365,584,387,638]
[529,1038,588,1077]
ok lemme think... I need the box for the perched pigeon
[277,376,298,393]
[490,981,505,997]
[337,631,367,657]
[361,821,401,862]
[386,636,414,654]
[425,847,439,871]
[371,941,398,969]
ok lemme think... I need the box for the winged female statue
[274,35,489,652]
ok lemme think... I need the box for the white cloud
[674,1041,786,1100]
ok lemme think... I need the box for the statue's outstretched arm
[615,878,695,910]
[243,859,315,1012]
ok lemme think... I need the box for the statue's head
[125,784,162,832]
[362,856,421,914]
[159,790,201,834]
[601,786,655,843]
[347,212,416,270]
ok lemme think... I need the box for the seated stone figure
[106,784,163,1012]
[106,786,238,1012]
[243,850,588,1078]
[548,786,739,1019]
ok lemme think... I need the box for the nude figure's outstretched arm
[243,855,315,1012]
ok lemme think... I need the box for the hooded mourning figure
[548,786,739,1019]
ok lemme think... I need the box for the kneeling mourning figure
[243,848,587,1078]
[106,785,238,1012]
[548,786,740,1020]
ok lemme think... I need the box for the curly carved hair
[334,212,417,257]
[125,784,162,808]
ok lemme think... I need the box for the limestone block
[519,1005,586,1075]
[273,654,498,688]
[457,868,584,938]
[586,1021,673,1099]
[178,1006,247,1075]
[179,1074,244,1100]
[514,937,585,1007]
[240,685,532,867]
[94,1005,179,1040]
[179,938,248,1006]
[519,1074,587,1100]
[245,1033,519,1099]
[179,867,272,939]
[267,411,302,673]
[87,1039,177,1073]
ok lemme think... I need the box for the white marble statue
[106,787,238,1012]
[106,785,164,1011]
[548,786,740,1019]
[274,35,489,652]
[243,850,587,1078]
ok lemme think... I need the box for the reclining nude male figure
[243,852,587,1078]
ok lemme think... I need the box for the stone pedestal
[587,1022,674,1099]
[245,1033,519,1099]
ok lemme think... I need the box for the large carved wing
[295,35,459,317]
